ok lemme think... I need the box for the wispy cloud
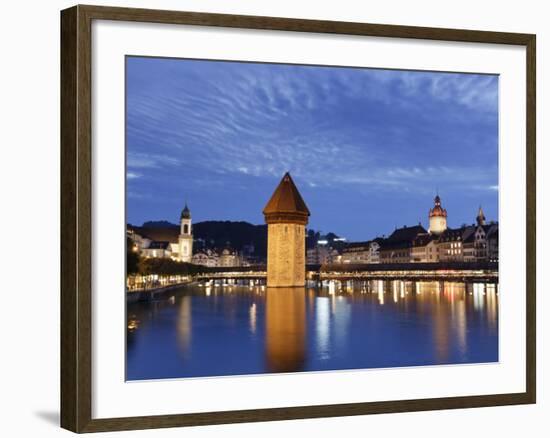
[125,57,498,237]
[126,172,142,179]
[127,152,181,169]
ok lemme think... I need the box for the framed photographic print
[60,4,536,433]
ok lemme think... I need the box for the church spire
[181,201,191,219]
[477,205,486,226]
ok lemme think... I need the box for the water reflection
[177,296,192,353]
[315,297,331,360]
[249,303,257,334]
[265,287,306,373]
[127,279,499,380]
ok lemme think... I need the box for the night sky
[126,56,498,241]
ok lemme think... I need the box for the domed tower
[476,205,486,226]
[178,203,193,263]
[263,173,310,288]
[429,194,447,235]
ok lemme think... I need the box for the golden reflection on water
[486,283,498,332]
[177,296,192,353]
[249,303,257,334]
[265,287,306,373]
[127,279,499,375]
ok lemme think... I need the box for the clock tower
[178,203,193,263]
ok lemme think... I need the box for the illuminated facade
[379,225,426,264]
[429,195,448,235]
[437,228,466,262]
[411,234,438,262]
[127,201,194,262]
[307,245,340,265]
[263,173,310,288]
[178,203,193,262]
[340,240,381,264]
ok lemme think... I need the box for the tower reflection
[265,287,306,373]
[177,295,192,353]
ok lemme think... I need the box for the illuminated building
[191,248,247,267]
[437,227,468,262]
[340,239,382,264]
[307,245,340,265]
[140,241,172,259]
[178,203,193,262]
[379,225,426,263]
[263,172,310,287]
[126,201,194,262]
[429,194,448,235]
[411,234,438,262]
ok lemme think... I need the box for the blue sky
[126,57,498,241]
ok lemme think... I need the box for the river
[126,280,498,380]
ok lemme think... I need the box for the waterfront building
[307,244,340,265]
[379,225,427,263]
[410,201,499,264]
[469,222,498,262]
[460,207,498,262]
[340,239,382,264]
[219,248,242,267]
[190,247,247,267]
[127,227,151,251]
[461,235,476,262]
[488,227,499,262]
[140,241,172,259]
[126,201,194,262]
[191,249,219,267]
[437,227,467,262]
[429,194,448,234]
[369,240,381,263]
[178,203,193,263]
[263,172,310,288]
[411,234,439,262]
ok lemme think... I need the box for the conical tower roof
[477,205,486,225]
[263,172,310,224]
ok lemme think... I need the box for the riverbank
[127,281,195,303]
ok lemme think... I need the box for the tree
[127,237,140,275]
[138,257,207,276]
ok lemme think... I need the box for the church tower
[429,194,448,235]
[476,205,486,226]
[263,173,310,288]
[178,203,193,263]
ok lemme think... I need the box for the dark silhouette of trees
[138,258,207,276]
[127,237,140,275]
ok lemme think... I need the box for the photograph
[125,56,500,381]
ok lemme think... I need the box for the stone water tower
[263,173,310,288]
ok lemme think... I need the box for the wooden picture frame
[61,4,536,433]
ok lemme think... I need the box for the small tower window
[184,224,189,234]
